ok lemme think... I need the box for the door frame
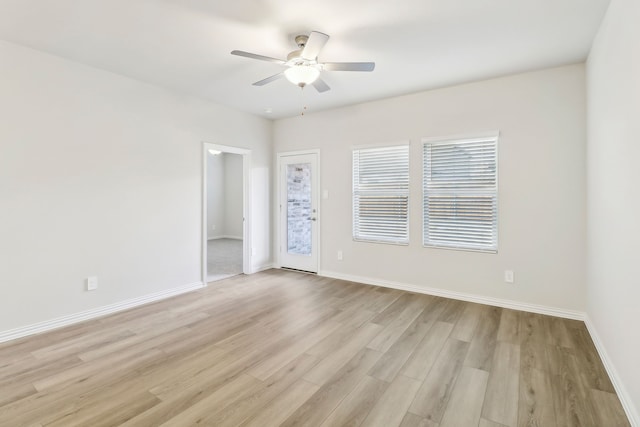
[276,149,321,272]
[202,142,252,284]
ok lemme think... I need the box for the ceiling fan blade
[302,31,329,60]
[323,62,375,72]
[312,78,330,93]
[253,72,284,86]
[231,50,286,65]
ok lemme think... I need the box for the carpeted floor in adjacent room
[207,238,243,282]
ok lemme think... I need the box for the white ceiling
[0,0,610,119]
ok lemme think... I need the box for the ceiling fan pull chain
[300,85,308,116]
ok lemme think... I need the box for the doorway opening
[202,143,251,283]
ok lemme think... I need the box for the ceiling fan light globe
[284,66,320,87]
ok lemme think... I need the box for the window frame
[422,133,499,253]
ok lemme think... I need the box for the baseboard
[252,263,274,273]
[319,270,585,321]
[584,316,639,427]
[0,281,205,344]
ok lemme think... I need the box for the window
[353,144,410,244]
[423,135,498,252]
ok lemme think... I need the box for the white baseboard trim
[0,281,205,344]
[252,263,274,273]
[319,270,585,320]
[584,316,639,427]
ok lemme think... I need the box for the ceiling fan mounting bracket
[294,35,309,48]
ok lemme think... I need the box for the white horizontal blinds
[353,145,410,244]
[423,136,498,252]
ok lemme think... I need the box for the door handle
[309,217,317,221]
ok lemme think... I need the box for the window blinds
[353,145,410,244]
[423,136,498,252]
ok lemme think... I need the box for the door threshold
[280,267,317,275]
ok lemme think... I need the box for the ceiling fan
[231,31,375,93]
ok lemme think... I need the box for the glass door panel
[287,163,312,255]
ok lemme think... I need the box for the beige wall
[223,153,244,239]
[586,0,640,422]
[206,152,243,240]
[207,153,225,239]
[274,64,586,313]
[0,40,272,332]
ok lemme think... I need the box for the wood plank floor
[0,269,630,426]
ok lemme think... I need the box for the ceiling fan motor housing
[287,49,304,63]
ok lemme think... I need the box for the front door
[278,152,319,273]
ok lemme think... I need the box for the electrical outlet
[211,225,216,231]
[252,247,257,256]
[504,270,514,284]
[337,250,343,261]
[87,276,98,291]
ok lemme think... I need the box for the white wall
[207,153,225,239]
[586,0,640,422]
[274,64,586,313]
[206,152,243,240]
[0,40,272,333]
[223,153,244,239]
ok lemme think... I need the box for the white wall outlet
[337,250,343,261]
[87,276,98,291]
[252,247,257,256]
[323,190,329,199]
[211,224,216,231]
[504,270,514,284]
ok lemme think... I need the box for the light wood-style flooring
[0,269,630,426]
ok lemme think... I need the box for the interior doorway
[202,143,251,283]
